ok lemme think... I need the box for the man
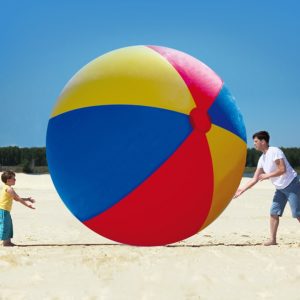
[234,131,300,246]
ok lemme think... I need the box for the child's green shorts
[0,209,13,240]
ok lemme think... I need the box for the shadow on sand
[15,242,269,248]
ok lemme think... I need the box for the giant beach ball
[46,45,247,246]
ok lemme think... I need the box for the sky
[1,0,300,148]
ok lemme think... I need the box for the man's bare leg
[264,215,279,246]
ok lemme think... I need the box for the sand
[0,174,299,300]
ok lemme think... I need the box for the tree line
[0,146,299,173]
[0,146,47,173]
[246,147,300,168]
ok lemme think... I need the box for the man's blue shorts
[0,209,13,240]
[270,177,300,218]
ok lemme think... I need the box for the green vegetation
[245,147,300,175]
[0,147,48,174]
[0,146,299,175]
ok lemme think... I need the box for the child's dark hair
[252,131,270,144]
[1,170,16,184]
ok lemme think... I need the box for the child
[0,170,35,246]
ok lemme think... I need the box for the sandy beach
[0,174,299,300]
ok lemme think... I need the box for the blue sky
[1,0,300,147]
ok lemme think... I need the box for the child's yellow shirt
[0,184,13,212]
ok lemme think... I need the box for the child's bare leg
[3,239,16,247]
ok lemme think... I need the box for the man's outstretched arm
[234,167,264,198]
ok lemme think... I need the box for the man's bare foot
[3,242,16,247]
[263,240,277,246]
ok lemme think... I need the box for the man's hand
[233,188,244,199]
[258,173,270,181]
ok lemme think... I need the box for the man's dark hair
[1,170,15,184]
[252,131,270,144]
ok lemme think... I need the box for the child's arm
[21,197,35,203]
[7,187,35,209]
